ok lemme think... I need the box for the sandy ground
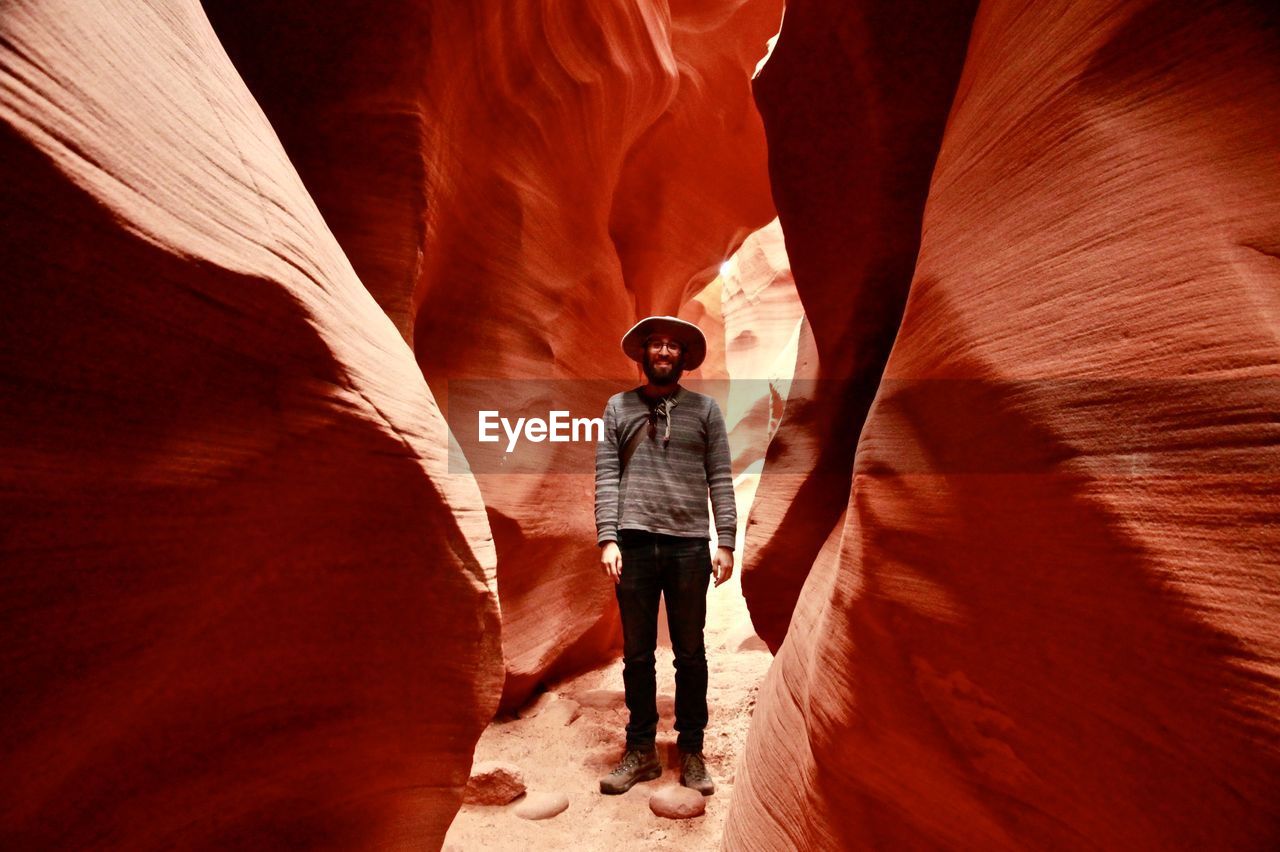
[444,476,773,851]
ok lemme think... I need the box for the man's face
[642,335,684,386]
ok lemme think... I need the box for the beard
[642,352,684,386]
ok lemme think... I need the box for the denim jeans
[615,529,712,753]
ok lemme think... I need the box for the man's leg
[615,533,661,748]
[662,537,711,754]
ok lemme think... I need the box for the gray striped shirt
[594,385,737,549]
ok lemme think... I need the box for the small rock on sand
[541,697,582,726]
[462,761,526,805]
[649,786,706,819]
[514,791,570,820]
[574,689,625,709]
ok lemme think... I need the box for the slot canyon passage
[1,1,1278,850]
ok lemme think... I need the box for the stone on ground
[514,791,570,821]
[462,761,526,805]
[649,785,706,819]
[541,697,582,727]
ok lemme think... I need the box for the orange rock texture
[740,0,981,649]
[730,0,1280,848]
[719,219,804,475]
[204,0,783,708]
[0,1,501,847]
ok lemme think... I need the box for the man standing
[594,316,736,796]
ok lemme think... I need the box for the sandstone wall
[742,0,981,648]
[0,1,502,846]
[728,0,1280,847]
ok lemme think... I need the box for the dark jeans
[615,529,712,753]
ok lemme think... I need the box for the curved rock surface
[729,0,1280,848]
[611,0,783,315]
[0,1,502,847]
[202,0,435,343]
[720,220,800,389]
[720,219,802,475]
[742,0,980,648]
[206,0,783,709]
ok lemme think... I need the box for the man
[594,315,736,797]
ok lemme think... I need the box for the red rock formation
[742,0,981,649]
[668,218,803,483]
[728,0,1280,848]
[0,1,501,847]
[681,276,731,386]
[206,0,783,709]
[721,220,799,386]
[201,0,434,344]
[719,218,803,475]
[612,0,783,315]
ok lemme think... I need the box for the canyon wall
[729,0,1280,848]
[742,0,981,648]
[0,1,501,846]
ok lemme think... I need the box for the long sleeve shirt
[594,385,737,550]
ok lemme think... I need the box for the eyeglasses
[646,339,683,354]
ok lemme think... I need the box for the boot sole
[679,775,714,796]
[599,765,662,795]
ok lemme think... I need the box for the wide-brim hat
[621,315,707,371]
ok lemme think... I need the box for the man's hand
[713,546,734,587]
[600,541,623,585]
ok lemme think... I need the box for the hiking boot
[679,750,714,796]
[599,745,662,795]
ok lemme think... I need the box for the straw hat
[620,315,707,371]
